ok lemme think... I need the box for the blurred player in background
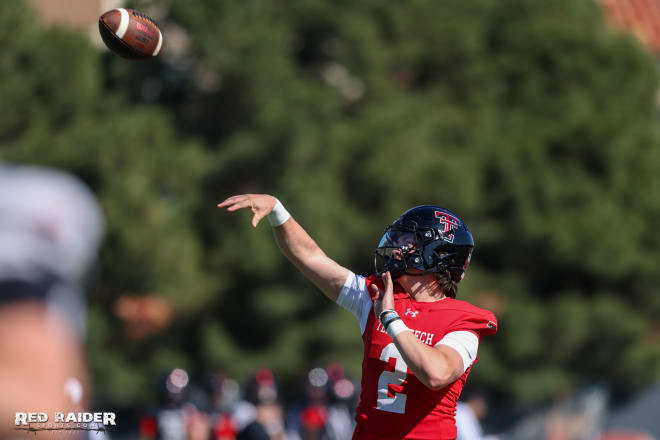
[0,163,104,438]
[139,367,213,440]
[285,363,356,440]
[219,194,497,440]
[235,368,286,440]
[455,388,498,440]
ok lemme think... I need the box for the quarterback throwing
[218,194,497,440]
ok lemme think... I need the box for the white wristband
[387,319,410,339]
[267,199,291,227]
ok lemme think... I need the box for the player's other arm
[218,194,350,302]
[393,331,466,390]
[373,272,468,390]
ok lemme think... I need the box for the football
[99,8,163,59]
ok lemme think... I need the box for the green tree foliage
[157,0,660,403]
[2,0,660,406]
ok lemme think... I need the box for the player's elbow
[421,346,466,390]
[416,355,456,390]
[425,369,455,390]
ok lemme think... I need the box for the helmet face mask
[374,224,428,278]
[374,206,474,283]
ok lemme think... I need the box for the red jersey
[353,275,497,440]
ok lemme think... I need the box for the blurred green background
[2,0,660,414]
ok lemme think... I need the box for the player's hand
[217,194,277,228]
[371,271,394,318]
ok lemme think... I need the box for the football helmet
[374,205,474,281]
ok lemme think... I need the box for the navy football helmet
[374,205,474,281]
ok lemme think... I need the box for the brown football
[99,8,163,59]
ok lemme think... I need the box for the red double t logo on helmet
[435,211,459,243]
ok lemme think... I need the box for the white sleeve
[436,331,479,373]
[455,402,484,440]
[336,272,372,335]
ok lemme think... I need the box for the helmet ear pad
[421,243,441,270]
[447,247,472,282]
[421,242,452,272]
[421,239,471,282]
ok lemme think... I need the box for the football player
[0,164,104,438]
[218,194,497,440]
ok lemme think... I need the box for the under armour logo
[405,308,419,318]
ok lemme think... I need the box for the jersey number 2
[377,343,408,414]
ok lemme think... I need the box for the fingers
[229,200,254,212]
[382,271,394,295]
[251,211,267,228]
[218,194,280,230]
[217,195,245,208]
[219,194,265,227]
[217,195,254,212]
[370,284,382,317]
[370,283,382,300]
[382,271,392,287]
[378,272,394,313]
